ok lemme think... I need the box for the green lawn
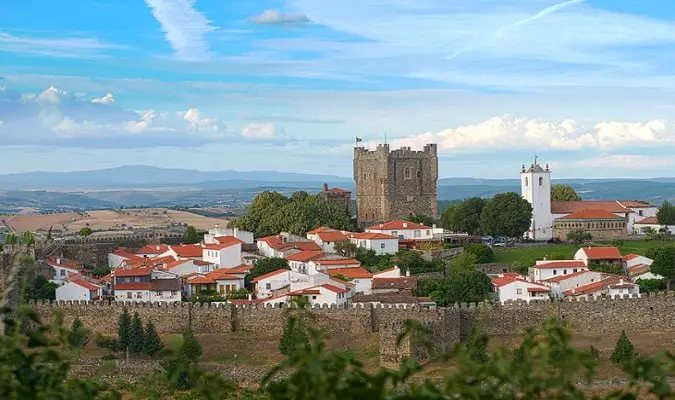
[493,240,668,266]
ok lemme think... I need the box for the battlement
[354,144,437,160]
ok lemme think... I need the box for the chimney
[405,270,410,277]
[248,293,252,301]
[543,256,547,261]
[323,183,328,191]
[403,222,408,228]
[56,257,61,265]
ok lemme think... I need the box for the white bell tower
[521,156,553,240]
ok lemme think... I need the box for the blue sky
[2,0,675,178]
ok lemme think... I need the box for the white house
[623,254,652,269]
[492,274,550,303]
[204,225,254,244]
[242,283,350,308]
[373,266,403,278]
[633,216,675,235]
[202,236,243,268]
[366,220,433,240]
[308,258,361,275]
[622,254,663,281]
[565,275,639,299]
[135,244,170,258]
[574,247,623,266]
[160,244,204,260]
[108,249,142,268]
[113,268,182,303]
[521,160,553,240]
[56,279,102,301]
[327,267,373,294]
[529,260,588,281]
[287,250,324,274]
[164,259,214,277]
[251,269,308,298]
[256,234,321,258]
[308,230,349,253]
[186,269,245,298]
[543,270,603,299]
[48,257,84,285]
[350,232,398,255]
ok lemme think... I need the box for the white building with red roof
[492,273,550,303]
[307,229,349,252]
[366,220,433,240]
[186,268,245,298]
[204,225,254,245]
[162,244,204,260]
[349,232,398,255]
[202,236,243,268]
[250,269,308,298]
[308,258,361,275]
[256,233,321,258]
[565,275,639,299]
[327,267,373,294]
[48,257,85,285]
[543,270,603,299]
[135,244,170,258]
[529,260,588,281]
[108,249,143,268]
[112,267,182,303]
[622,253,663,281]
[574,247,623,266]
[56,278,102,301]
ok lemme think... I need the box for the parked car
[547,237,562,244]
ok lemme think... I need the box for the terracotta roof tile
[222,264,253,274]
[72,280,100,291]
[250,269,289,283]
[579,247,622,260]
[115,282,152,290]
[313,258,360,266]
[170,244,203,258]
[136,244,170,255]
[617,200,654,208]
[328,267,373,279]
[564,275,627,296]
[367,220,431,231]
[317,231,349,242]
[113,267,153,277]
[533,261,587,269]
[204,237,243,250]
[551,201,630,214]
[307,226,334,235]
[544,270,593,282]
[188,276,215,285]
[350,232,398,240]
[560,210,625,220]
[636,216,658,224]
[321,284,348,294]
[287,250,324,262]
[112,249,143,260]
[47,257,82,270]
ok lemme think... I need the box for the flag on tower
[355,137,363,143]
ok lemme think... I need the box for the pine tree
[117,308,131,352]
[143,321,163,357]
[611,330,636,364]
[279,316,309,357]
[129,312,145,355]
[180,328,203,362]
[67,317,90,348]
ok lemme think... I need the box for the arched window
[538,177,543,186]
[404,167,411,179]
[416,170,421,178]
[525,177,529,186]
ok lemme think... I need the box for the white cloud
[144,0,216,61]
[241,122,277,139]
[182,108,226,136]
[0,32,124,58]
[572,154,675,170]
[250,9,309,26]
[378,115,675,152]
[92,93,115,104]
[36,86,71,105]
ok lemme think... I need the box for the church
[520,159,657,241]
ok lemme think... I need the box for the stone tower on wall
[354,144,438,229]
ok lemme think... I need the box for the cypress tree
[68,317,90,348]
[143,321,163,356]
[129,312,145,355]
[611,330,636,364]
[180,328,202,362]
[117,308,131,352]
[279,316,308,357]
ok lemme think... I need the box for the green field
[493,240,667,266]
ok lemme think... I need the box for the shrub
[590,345,600,360]
[611,330,637,365]
[279,316,309,357]
[567,229,592,244]
[67,318,90,348]
[180,329,203,362]
[95,334,120,352]
[464,243,494,264]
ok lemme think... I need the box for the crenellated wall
[31,292,675,367]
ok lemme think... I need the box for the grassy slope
[493,240,667,265]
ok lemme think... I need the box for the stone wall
[32,292,675,367]
[553,218,627,240]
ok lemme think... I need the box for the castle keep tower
[354,144,438,228]
[521,157,553,240]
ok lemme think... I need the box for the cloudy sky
[2,0,675,178]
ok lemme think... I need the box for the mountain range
[0,166,674,212]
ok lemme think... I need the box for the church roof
[525,163,547,173]
[559,210,624,220]
[551,201,631,214]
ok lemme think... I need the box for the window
[553,269,557,275]
[266,283,271,290]
[134,277,140,283]
[60,269,66,276]
[391,231,398,237]
[312,296,317,300]
[219,285,225,294]
[155,291,162,296]
[426,230,431,236]
[563,269,567,275]
[404,167,411,179]
[136,292,143,299]
[573,268,577,273]
[171,290,178,296]
[639,210,643,217]
[538,177,543,186]
[416,170,421,178]
[126,292,132,299]
[380,243,385,249]
[414,230,421,237]
[525,177,528,186]
[516,289,522,295]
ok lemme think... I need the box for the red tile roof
[287,250,324,262]
[491,276,549,290]
[328,267,373,279]
[618,200,653,208]
[551,201,631,214]
[281,242,322,252]
[112,249,143,260]
[560,209,624,220]
[222,264,253,274]
[527,287,550,293]
[206,270,241,281]
[579,247,622,260]
[317,231,348,242]
[636,216,658,224]
[47,257,82,270]
[170,244,203,258]
[321,284,349,294]
[350,232,397,240]
[250,269,289,283]
[623,254,640,261]
[627,264,651,277]
[533,261,586,269]
[368,220,431,230]
[313,258,360,266]
[307,226,334,234]
[162,259,192,270]
[543,270,593,282]
[326,187,350,193]
[564,275,625,296]
[373,266,400,275]
[293,288,321,295]
[115,282,152,290]
[204,237,243,250]
[372,277,417,290]
[188,275,215,284]
[72,279,101,291]
[100,273,113,283]
[136,244,170,255]
[257,235,284,247]
[113,267,153,277]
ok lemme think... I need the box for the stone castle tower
[354,144,438,228]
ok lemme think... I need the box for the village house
[492,273,550,303]
[243,283,351,308]
[366,220,433,241]
[204,225,254,244]
[256,234,321,258]
[161,244,204,260]
[307,228,349,253]
[574,247,623,266]
[327,267,373,294]
[632,216,675,235]
[564,275,639,299]
[162,258,214,277]
[108,249,142,268]
[622,254,663,281]
[529,260,588,281]
[308,258,361,275]
[48,257,85,285]
[349,232,398,255]
[251,269,308,298]
[543,270,604,299]
[373,266,403,278]
[112,267,182,303]
[186,269,244,298]
[135,244,170,259]
[371,273,416,295]
[287,250,325,274]
[202,236,243,268]
[56,277,102,302]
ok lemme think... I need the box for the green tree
[551,184,581,201]
[636,278,667,293]
[92,265,111,278]
[247,257,289,288]
[78,227,93,237]
[21,231,35,245]
[279,311,310,357]
[657,200,675,226]
[567,229,592,244]
[183,225,202,244]
[143,321,163,357]
[465,327,489,363]
[432,253,492,306]
[650,245,675,291]
[333,240,357,258]
[117,308,132,353]
[25,275,57,300]
[394,250,437,274]
[463,243,494,264]
[480,192,532,238]
[441,197,486,234]
[406,214,435,227]
[611,330,637,365]
[67,317,91,348]
[129,312,145,355]
[180,328,203,362]
[4,233,19,245]
[355,247,381,268]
